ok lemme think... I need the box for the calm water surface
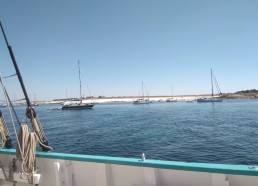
[2,99,258,165]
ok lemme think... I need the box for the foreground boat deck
[0,149,258,186]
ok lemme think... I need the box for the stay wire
[3,73,17,79]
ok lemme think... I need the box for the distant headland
[222,89,258,99]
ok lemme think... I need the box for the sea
[1,99,258,165]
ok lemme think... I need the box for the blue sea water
[2,99,258,165]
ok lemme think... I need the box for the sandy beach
[60,95,213,104]
[47,95,201,104]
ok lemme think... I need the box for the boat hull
[133,101,152,104]
[0,149,257,186]
[133,99,152,104]
[166,100,177,102]
[62,104,94,110]
[197,98,223,102]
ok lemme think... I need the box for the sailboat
[32,93,39,106]
[197,69,223,102]
[166,84,177,102]
[133,81,152,104]
[62,61,94,110]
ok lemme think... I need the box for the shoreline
[47,93,258,104]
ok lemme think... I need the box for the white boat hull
[197,98,223,102]
[166,99,177,102]
[0,149,257,186]
[133,99,152,104]
[133,101,152,104]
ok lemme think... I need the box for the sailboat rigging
[0,21,52,151]
[62,61,94,110]
[197,69,223,102]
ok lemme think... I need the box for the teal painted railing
[0,149,258,176]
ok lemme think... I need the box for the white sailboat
[133,81,152,104]
[197,69,223,102]
[62,61,94,110]
[31,93,39,106]
[166,84,177,102]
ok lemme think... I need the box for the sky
[0,0,258,101]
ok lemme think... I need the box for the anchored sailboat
[133,81,152,104]
[32,93,39,106]
[197,69,223,102]
[62,61,94,110]
[166,84,177,102]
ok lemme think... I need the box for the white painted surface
[0,154,257,186]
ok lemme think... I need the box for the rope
[1,77,34,184]
[0,112,10,137]
[26,107,53,151]
[0,111,12,149]
[16,124,36,184]
[0,125,6,148]
[15,122,52,185]
[0,78,12,149]
[0,76,52,185]
[0,76,21,124]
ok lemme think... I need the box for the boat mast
[142,81,144,100]
[171,83,173,98]
[78,61,82,100]
[0,22,32,108]
[0,21,50,151]
[211,68,214,97]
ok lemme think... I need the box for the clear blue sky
[0,0,258,101]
